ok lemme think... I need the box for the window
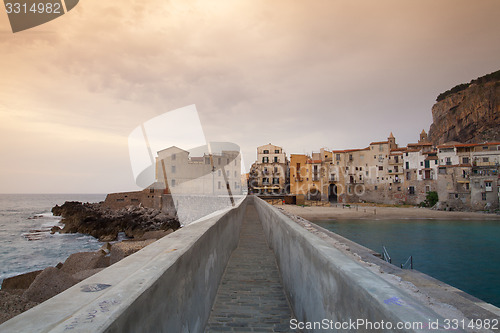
[273,178,279,184]
[226,170,230,177]
[397,187,401,191]
[466,183,470,190]
[275,149,280,154]
[274,156,278,163]
[263,177,269,184]
[218,181,221,189]
[336,154,341,161]
[462,157,469,164]
[262,157,269,163]
[485,182,493,192]
[409,186,415,195]
[205,157,211,164]
[446,157,451,165]
[439,167,446,174]
[234,171,237,177]
[365,171,369,176]
[405,162,409,169]
[483,157,489,163]
[218,169,222,176]
[171,165,176,173]
[349,154,353,161]
[420,161,423,167]
[379,144,383,151]
[482,193,487,200]
[378,166,383,171]
[435,160,438,165]
[171,179,176,186]
[406,172,411,180]
[425,185,430,193]
[374,185,378,190]
[274,167,278,173]
[359,175,362,181]
[483,146,489,150]
[263,150,269,154]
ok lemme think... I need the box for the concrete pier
[206,204,294,332]
[4,196,494,332]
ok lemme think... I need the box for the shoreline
[277,203,500,221]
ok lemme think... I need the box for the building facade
[249,144,289,194]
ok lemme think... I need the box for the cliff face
[428,77,500,145]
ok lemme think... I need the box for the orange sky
[1,0,499,193]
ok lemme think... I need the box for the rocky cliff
[428,70,500,145]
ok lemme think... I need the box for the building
[249,144,289,194]
[155,144,242,196]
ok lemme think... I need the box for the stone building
[155,144,242,196]
[249,144,289,194]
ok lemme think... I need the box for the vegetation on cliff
[436,69,500,102]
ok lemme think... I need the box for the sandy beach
[278,203,500,221]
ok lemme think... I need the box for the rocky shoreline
[0,201,181,324]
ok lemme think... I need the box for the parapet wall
[253,197,451,332]
[0,199,248,333]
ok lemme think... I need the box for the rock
[428,70,500,145]
[99,234,116,242]
[72,268,105,282]
[109,239,156,265]
[137,229,173,241]
[1,270,43,291]
[60,251,109,275]
[100,242,112,255]
[23,267,78,303]
[52,201,180,241]
[0,291,39,325]
[50,226,61,234]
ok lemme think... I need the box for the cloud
[0,0,499,192]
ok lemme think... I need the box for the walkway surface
[205,204,296,332]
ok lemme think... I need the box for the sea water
[0,193,106,286]
[314,218,500,308]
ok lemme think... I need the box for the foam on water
[0,194,106,286]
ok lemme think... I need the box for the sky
[0,0,499,193]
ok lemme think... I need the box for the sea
[0,193,106,287]
[314,218,500,308]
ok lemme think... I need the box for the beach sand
[278,203,500,221]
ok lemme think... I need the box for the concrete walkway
[205,204,296,332]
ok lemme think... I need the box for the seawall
[1,196,484,332]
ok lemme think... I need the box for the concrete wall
[253,197,448,332]
[0,199,248,333]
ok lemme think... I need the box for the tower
[419,129,428,143]
[388,132,397,150]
